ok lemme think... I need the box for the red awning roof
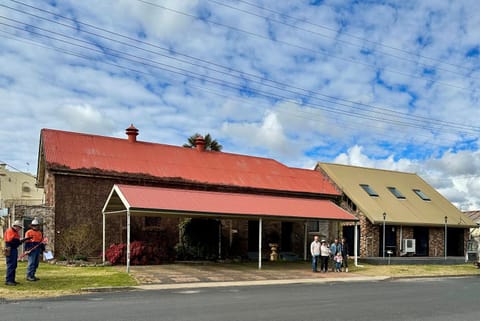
[103,184,357,221]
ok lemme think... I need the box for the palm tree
[183,133,223,151]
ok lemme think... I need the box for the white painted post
[258,218,262,270]
[126,210,131,273]
[102,211,106,264]
[354,221,358,267]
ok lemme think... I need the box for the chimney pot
[195,135,206,151]
[126,124,139,142]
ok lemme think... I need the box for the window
[21,182,31,197]
[387,186,405,199]
[360,184,378,197]
[413,189,431,201]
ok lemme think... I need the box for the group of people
[310,236,349,273]
[3,218,44,286]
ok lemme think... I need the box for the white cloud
[0,0,478,209]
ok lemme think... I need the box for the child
[334,252,343,272]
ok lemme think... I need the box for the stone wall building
[316,163,476,258]
[37,126,356,261]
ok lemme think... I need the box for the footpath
[85,262,390,292]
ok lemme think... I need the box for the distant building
[0,163,45,240]
[316,163,477,257]
[464,211,480,243]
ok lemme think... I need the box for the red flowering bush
[105,241,167,265]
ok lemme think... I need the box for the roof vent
[126,124,139,143]
[195,135,206,151]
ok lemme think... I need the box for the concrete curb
[81,276,390,293]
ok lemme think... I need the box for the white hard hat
[31,218,40,225]
[13,220,24,228]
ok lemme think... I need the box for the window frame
[413,189,431,201]
[387,186,406,199]
[360,184,379,197]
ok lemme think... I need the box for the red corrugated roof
[40,128,340,195]
[105,184,356,221]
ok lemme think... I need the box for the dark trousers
[342,255,348,269]
[320,255,329,272]
[5,248,18,283]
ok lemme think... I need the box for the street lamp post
[382,212,386,260]
[444,216,448,260]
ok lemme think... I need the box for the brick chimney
[195,135,206,151]
[126,124,139,143]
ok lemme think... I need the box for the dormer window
[360,184,378,197]
[387,186,405,199]
[413,189,431,201]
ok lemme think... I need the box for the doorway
[379,225,397,256]
[413,227,429,256]
[281,222,293,252]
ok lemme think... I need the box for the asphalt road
[2,276,479,321]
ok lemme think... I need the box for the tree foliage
[183,133,223,151]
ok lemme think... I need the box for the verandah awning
[102,184,358,271]
[103,184,357,220]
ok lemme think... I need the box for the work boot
[26,276,37,282]
[5,281,17,286]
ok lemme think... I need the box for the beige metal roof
[316,163,477,228]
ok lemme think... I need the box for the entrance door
[379,225,397,256]
[447,228,465,256]
[248,220,259,252]
[342,225,360,256]
[413,227,429,256]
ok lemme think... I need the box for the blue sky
[0,0,479,210]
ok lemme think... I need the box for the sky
[0,0,479,211]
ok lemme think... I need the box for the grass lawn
[236,260,480,277]
[0,260,137,300]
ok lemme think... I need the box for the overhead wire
[136,0,476,93]
[1,16,477,138]
[0,19,476,159]
[230,0,475,73]
[207,0,478,81]
[2,1,479,137]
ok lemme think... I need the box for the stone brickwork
[429,228,444,257]
[12,205,55,252]
[47,174,319,260]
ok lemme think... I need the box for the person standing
[334,252,343,272]
[330,238,342,271]
[341,237,349,272]
[4,220,29,286]
[310,235,321,272]
[320,240,331,272]
[24,218,44,281]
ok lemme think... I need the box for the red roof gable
[39,128,340,195]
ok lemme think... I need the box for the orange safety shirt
[4,227,20,243]
[25,229,43,243]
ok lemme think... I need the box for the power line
[230,0,475,74]
[2,2,479,136]
[0,24,476,156]
[136,0,477,93]
[0,22,476,147]
[207,0,477,81]
[2,17,478,138]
